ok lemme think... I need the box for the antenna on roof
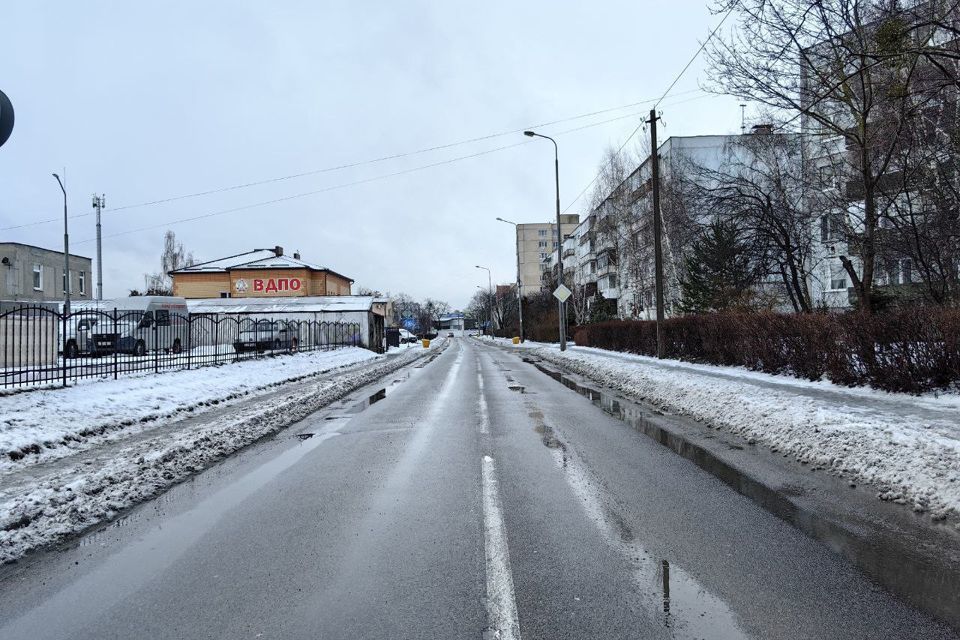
[293,250,301,260]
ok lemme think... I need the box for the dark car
[233,320,299,354]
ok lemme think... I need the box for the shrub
[572,310,960,394]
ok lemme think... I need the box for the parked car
[61,316,99,358]
[90,296,190,356]
[398,328,418,344]
[447,332,454,337]
[233,320,299,354]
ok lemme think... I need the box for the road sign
[553,284,572,303]
[0,89,13,149]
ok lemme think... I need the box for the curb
[515,351,960,632]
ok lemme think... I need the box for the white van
[90,296,190,356]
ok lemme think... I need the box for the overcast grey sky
[1,1,744,309]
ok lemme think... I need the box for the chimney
[273,245,283,257]
[751,124,774,134]
[293,251,301,260]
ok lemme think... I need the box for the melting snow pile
[529,344,960,523]
[0,345,435,563]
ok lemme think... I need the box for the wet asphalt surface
[0,338,956,639]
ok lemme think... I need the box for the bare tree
[144,230,194,295]
[877,83,960,306]
[588,145,648,318]
[682,132,817,311]
[707,0,960,311]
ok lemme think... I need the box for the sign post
[553,285,571,347]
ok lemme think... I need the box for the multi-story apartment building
[515,216,579,295]
[799,3,960,309]
[0,242,93,303]
[553,132,806,320]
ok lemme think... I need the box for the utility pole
[647,109,666,359]
[92,194,105,301]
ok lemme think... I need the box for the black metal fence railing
[0,304,362,390]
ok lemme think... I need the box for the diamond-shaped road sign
[553,284,572,303]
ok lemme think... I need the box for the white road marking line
[478,369,490,434]
[481,455,522,640]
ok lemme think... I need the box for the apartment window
[553,241,559,248]
[538,240,547,248]
[538,229,547,237]
[888,258,913,285]
[829,263,847,291]
[539,252,547,260]
[820,213,843,242]
[32,264,42,290]
[540,264,549,272]
[901,259,913,284]
[78,271,86,294]
[606,274,617,288]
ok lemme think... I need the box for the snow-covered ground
[1,348,379,469]
[0,343,440,563]
[495,339,960,524]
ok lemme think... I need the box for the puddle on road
[525,399,747,639]
[507,385,525,394]
[346,388,387,413]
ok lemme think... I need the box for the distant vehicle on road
[447,332,454,337]
[233,320,299,354]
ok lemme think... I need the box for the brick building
[170,248,353,299]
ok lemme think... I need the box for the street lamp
[475,265,492,337]
[523,130,566,351]
[495,217,525,342]
[52,174,70,317]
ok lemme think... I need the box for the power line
[655,3,737,108]
[561,5,737,215]
[561,92,714,214]
[71,109,653,245]
[1,89,705,233]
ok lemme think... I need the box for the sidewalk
[501,340,960,524]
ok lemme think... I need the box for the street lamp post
[52,174,70,317]
[523,130,566,351]
[495,217,525,342]
[475,265,492,337]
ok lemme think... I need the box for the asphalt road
[0,338,956,639]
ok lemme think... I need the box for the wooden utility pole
[648,109,665,359]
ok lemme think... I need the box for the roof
[0,242,91,261]
[186,295,375,314]
[170,249,353,283]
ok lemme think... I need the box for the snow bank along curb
[1,348,380,471]
[0,343,443,564]
[513,348,960,631]
[529,345,960,523]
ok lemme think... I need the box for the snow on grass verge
[0,348,381,470]
[527,344,960,524]
[0,343,440,563]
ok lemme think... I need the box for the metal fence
[0,304,362,389]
